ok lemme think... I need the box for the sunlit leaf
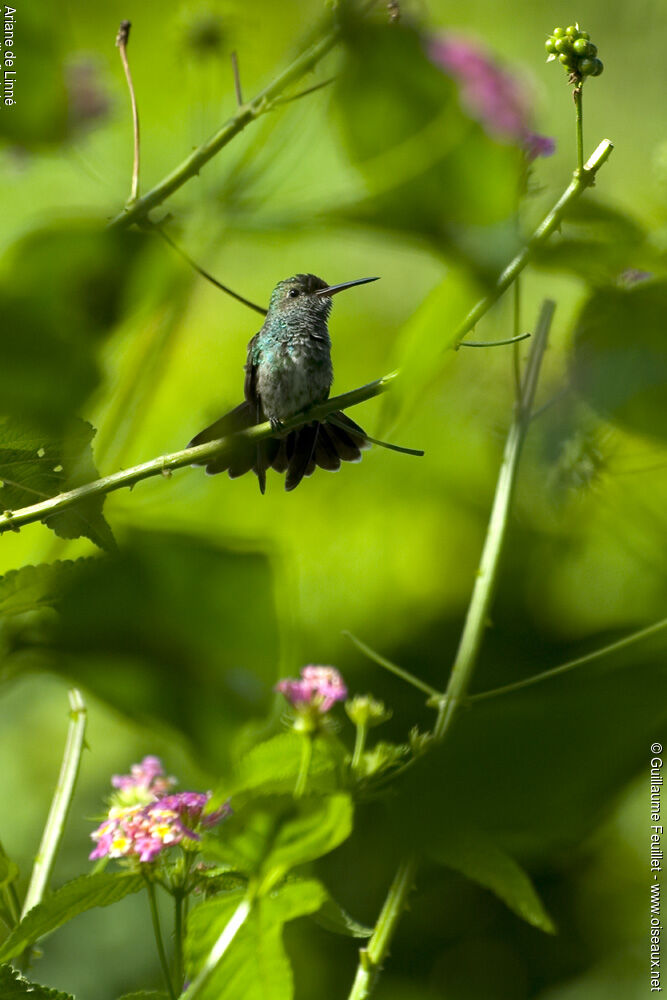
[0,873,143,963]
[228,733,346,805]
[185,879,327,1000]
[0,561,88,619]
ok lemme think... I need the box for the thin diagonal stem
[344,631,439,698]
[116,22,140,203]
[184,897,252,1000]
[21,690,87,918]
[574,85,584,175]
[470,616,667,703]
[0,374,398,536]
[108,23,342,229]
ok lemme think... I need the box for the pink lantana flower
[276,665,347,715]
[428,34,555,161]
[89,757,231,863]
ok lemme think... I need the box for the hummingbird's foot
[269,417,286,435]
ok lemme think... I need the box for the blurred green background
[1,0,666,997]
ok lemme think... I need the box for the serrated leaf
[228,733,346,805]
[0,873,143,962]
[310,894,373,938]
[0,561,90,618]
[0,965,74,1000]
[0,417,113,550]
[185,879,327,1000]
[429,826,555,933]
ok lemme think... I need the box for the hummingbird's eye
[288,289,300,298]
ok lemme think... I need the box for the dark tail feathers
[188,406,370,493]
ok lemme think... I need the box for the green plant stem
[173,891,185,993]
[344,631,440,698]
[348,855,417,1000]
[512,277,522,398]
[574,85,584,174]
[21,690,87,919]
[0,841,20,927]
[0,146,613,540]
[433,299,555,740]
[145,878,176,1000]
[184,896,252,1000]
[294,734,313,798]
[0,373,397,536]
[108,24,342,230]
[351,723,368,772]
[347,302,555,1000]
[470,615,667,703]
[456,139,611,346]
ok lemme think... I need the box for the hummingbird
[189,273,381,493]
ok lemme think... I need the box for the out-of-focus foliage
[0,0,666,997]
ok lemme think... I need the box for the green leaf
[0,418,114,550]
[185,880,327,1000]
[201,794,353,891]
[0,965,74,1000]
[0,561,88,619]
[0,224,147,427]
[0,873,143,963]
[229,733,346,804]
[40,531,278,768]
[310,894,373,938]
[429,826,556,934]
[569,280,667,440]
[334,21,522,259]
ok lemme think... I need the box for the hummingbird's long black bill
[314,276,380,297]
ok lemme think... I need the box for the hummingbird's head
[268,274,379,323]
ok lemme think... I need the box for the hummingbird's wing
[243,332,277,494]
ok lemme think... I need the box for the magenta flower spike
[427,34,555,160]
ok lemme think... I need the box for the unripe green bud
[565,24,579,37]
[590,57,603,76]
[345,694,392,728]
[552,26,565,37]
[559,53,574,67]
[545,37,557,54]
[555,37,572,54]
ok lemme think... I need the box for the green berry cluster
[545,24,603,79]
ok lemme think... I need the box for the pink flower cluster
[428,34,555,161]
[90,757,231,863]
[111,755,176,799]
[275,665,347,714]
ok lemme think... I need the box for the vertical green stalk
[173,891,185,993]
[347,856,417,1000]
[433,299,555,741]
[574,85,584,174]
[294,733,313,798]
[512,277,522,398]
[145,877,176,1000]
[351,723,368,772]
[21,689,87,919]
[346,301,556,1000]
